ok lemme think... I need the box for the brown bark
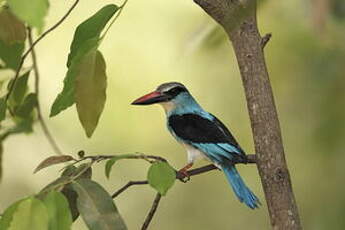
[193,0,302,229]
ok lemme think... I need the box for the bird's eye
[167,87,184,95]
[163,86,186,98]
[169,88,179,94]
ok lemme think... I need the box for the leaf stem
[100,0,129,41]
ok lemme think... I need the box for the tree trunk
[193,0,302,229]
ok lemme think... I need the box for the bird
[131,82,260,209]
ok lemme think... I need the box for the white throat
[159,101,176,114]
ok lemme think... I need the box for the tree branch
[5,0,80,104]
[193,0,302,229]
[80,153,167,164]
[261,33,272,49]
[110,154,256,199]
[64,151,255,230]
[111,180,149,199]
[27,28,63,156]
[141,193,162,230]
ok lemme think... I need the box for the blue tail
[222,165,260,209]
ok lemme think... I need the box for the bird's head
[131,82,193,112]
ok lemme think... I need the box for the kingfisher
[132,82,260,209]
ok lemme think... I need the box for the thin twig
[260,33,272,49]
[141,193,162,230]
[5,0,80,104]
[23,0,80,59]
[80,153,167,164]
[27,28,63,156]
[112,180,148,198]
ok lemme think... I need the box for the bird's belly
[182,143,208,164]
[169,128,215,165]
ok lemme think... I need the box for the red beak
[131,91,170,105]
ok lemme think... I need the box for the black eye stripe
[166,86,186,96]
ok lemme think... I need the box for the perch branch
[111,154,256,198]
[28,28,63,156]
[68,151,255,230]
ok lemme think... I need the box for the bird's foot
[177,163,193,183]
[178,169,190,183]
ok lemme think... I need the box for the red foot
[178,163,193,182]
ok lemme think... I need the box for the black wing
[168,113,245,155]
[211,114,245,154]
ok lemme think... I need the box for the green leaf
[9,70,30,107]
[75,50,107,137]
[67,4,118,67]
[34,155,75,174]
[7,0,49,32]
[0,39,24,70]
[0,119,33,140]
[7,197,49,230]
[50,4,117,119]
[59,163,92,221]
[105,157,120,179]
[43,191,72,230]
[11,119,33,133]
[73,163,92,180]
[60,163,92,180]
[50,38,99,117]
[0,97,6,121]
[15,93,37,118]
[39,163,93,198]
[71,179,127,230]
[61,184,79,222]
[0,8,26,44]
[147,162,176,196]
[38,177,71,200]
[0,199,23,230]
[0,8,25,70]
[60,165,78,177]
[58,163,92,221]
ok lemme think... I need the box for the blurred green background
[1,0,345,229]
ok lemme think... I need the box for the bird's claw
[180,176,190,183]
[178,169,191,183]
